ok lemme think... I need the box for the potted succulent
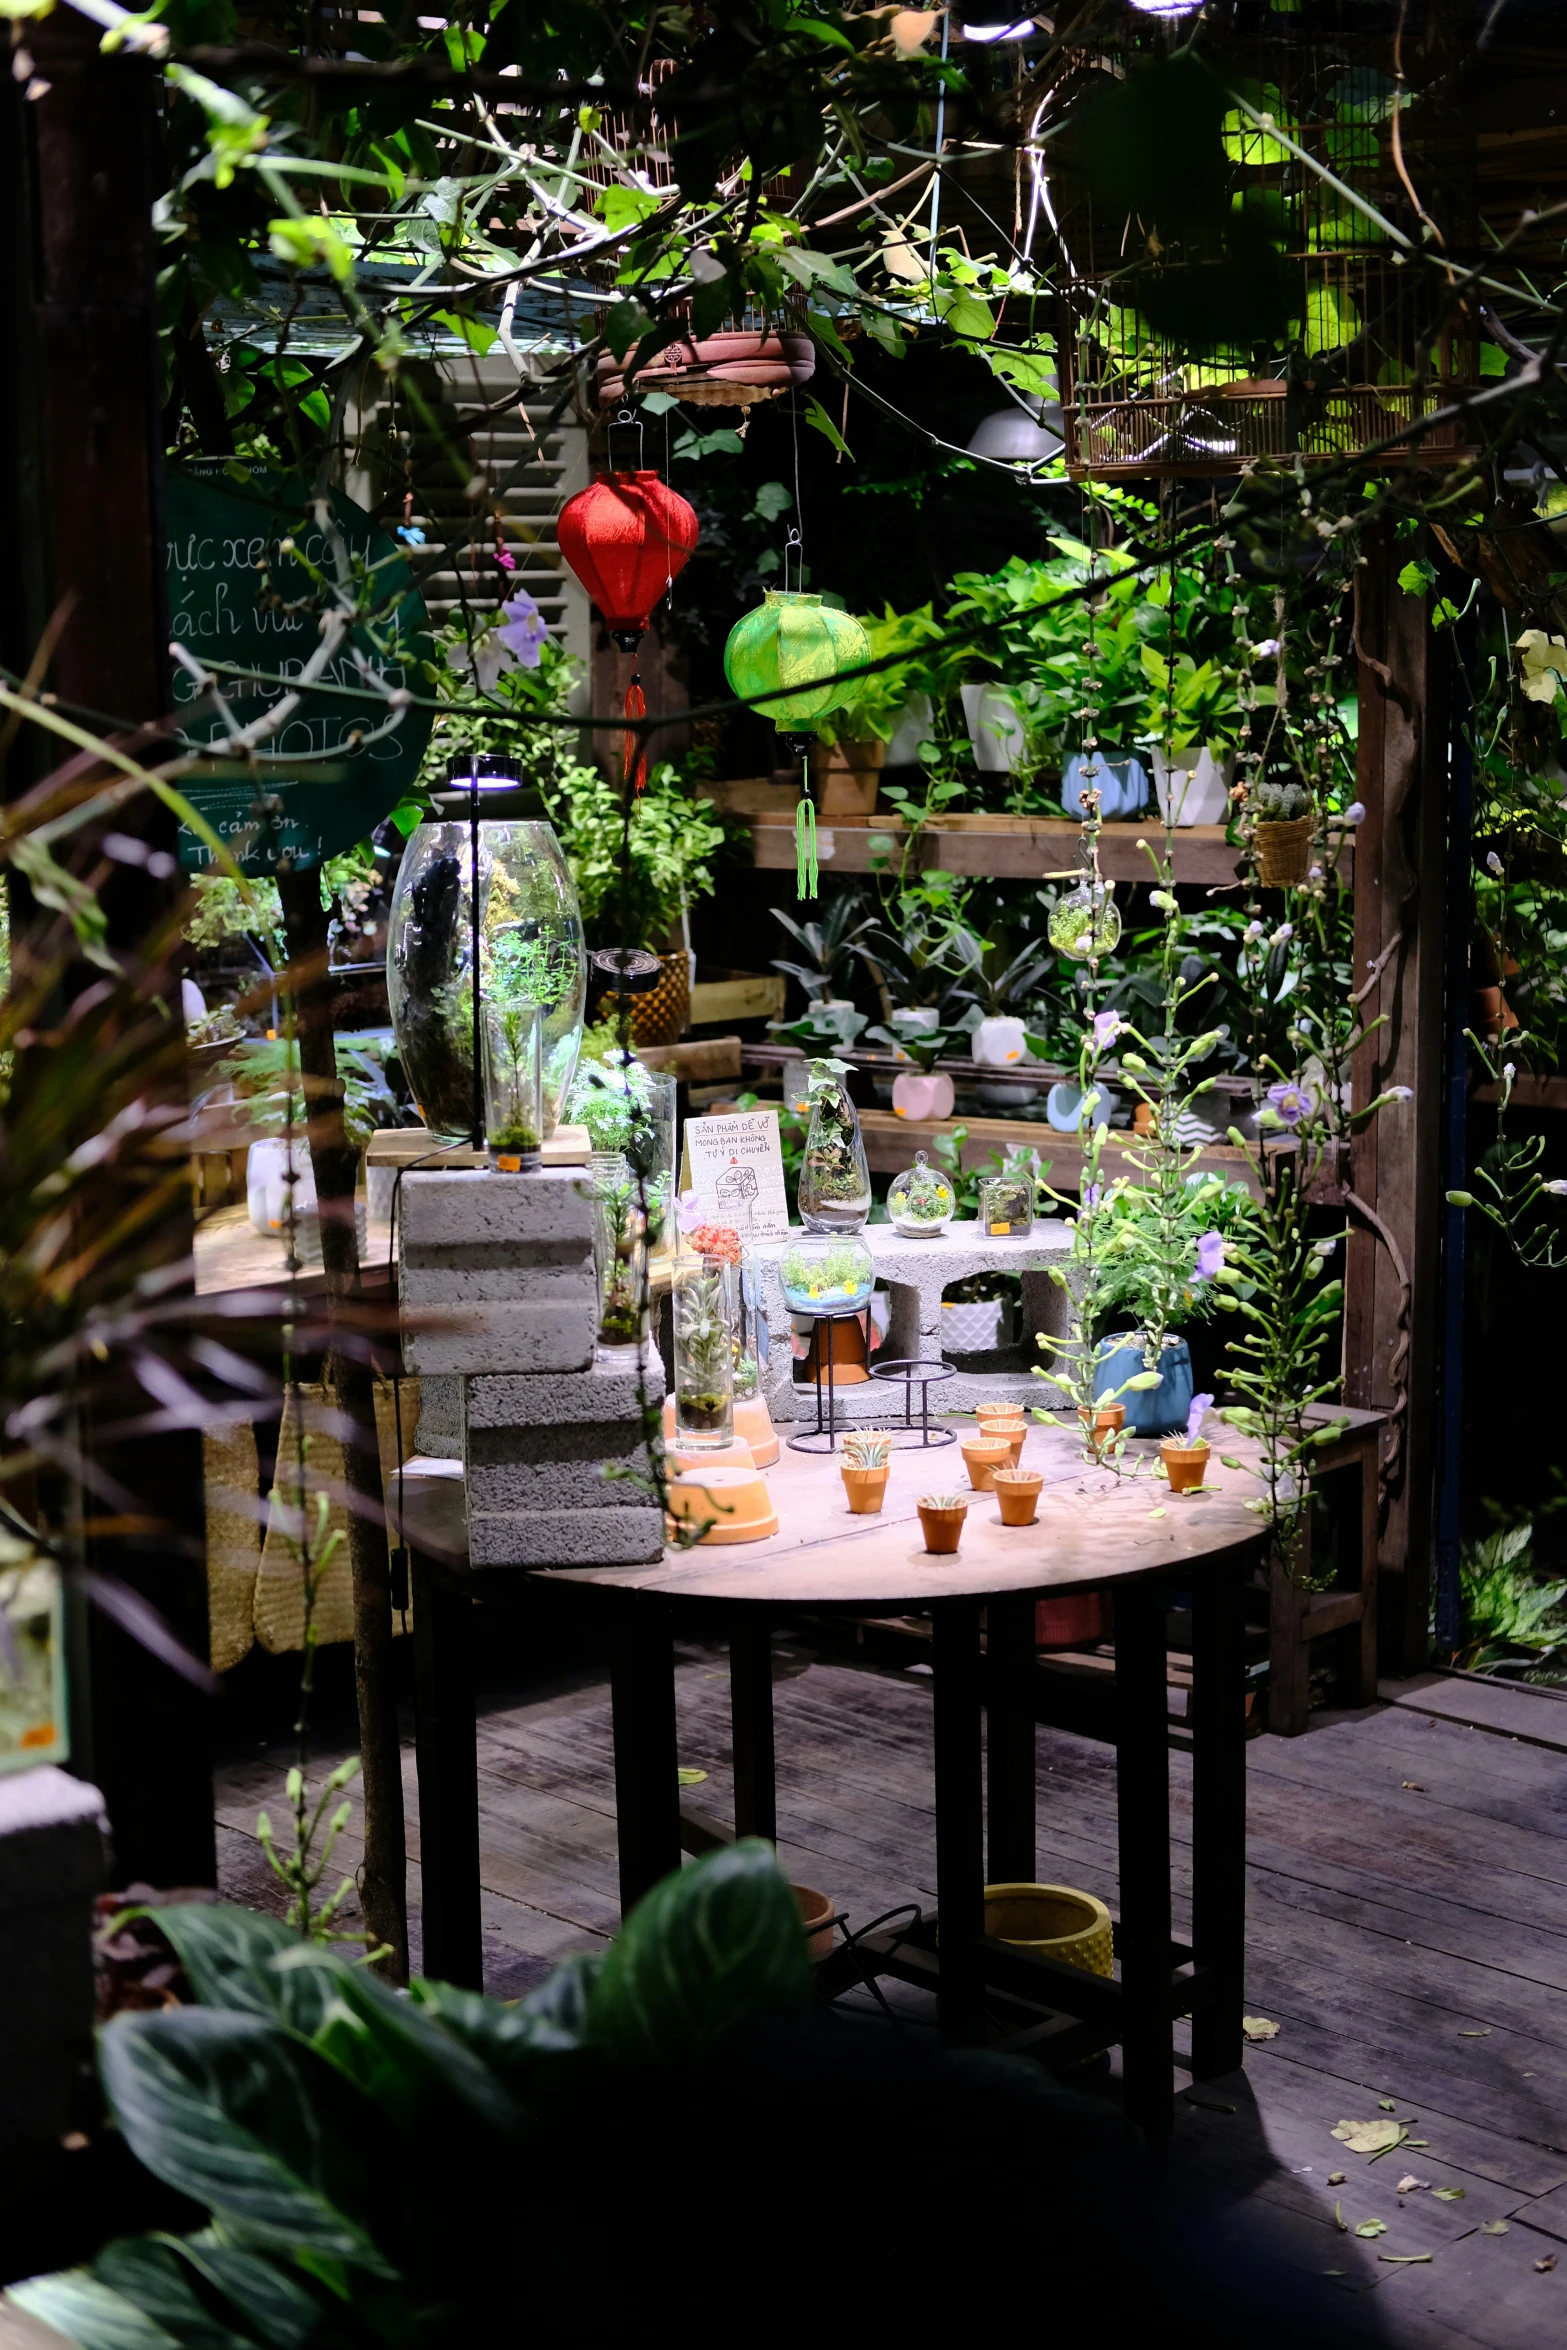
[1252,774,1316,886]
[841,1427,893,1513]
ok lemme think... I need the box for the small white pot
[973,1015,1030,1069]
[941,1298,1016,1353]
[960,683,1027,774]
[1151,747,1232,827]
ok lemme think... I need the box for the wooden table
[396,1432,1265,2133]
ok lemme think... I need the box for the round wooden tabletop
[394,1420,1268,1615]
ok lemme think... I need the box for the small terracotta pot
[1078,1401,1126,1455]
[993,1468,1043,1527]
[1035,1591,1107,1649]
[918,1497,968,1554]
[793,1883,837,1962]
[1161,1438,1210,1493]
[841,1462,890,1515]
[974,1400,1023,1425]
[960,1436,1013,1492]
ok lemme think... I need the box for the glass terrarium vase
[673,1254,735,1448]
[887,1148,955,1238]
[779,1233,876,1315]
[589,1154,648,1352]
[482,1001,542,1171]
[976,1172,1034,1237]
[797,1058,871,1233]
[724,1216,767,1401]
[570,1057,676,1256]
[1047,873,1121,962]
[386,810,585,1139]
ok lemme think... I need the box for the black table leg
[986,1594,1036,1886]
[1113,1577,1173,2135]
[730,1617,776,1843]
[410,1553,482,1991]
[932,1599,985,2047]
[1190,1553,1248,2079]
[611,1599,681,1915]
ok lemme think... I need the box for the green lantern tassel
[795,789,818,901]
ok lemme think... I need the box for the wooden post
[0,19,215,1882]
[1347,525,1448,1675]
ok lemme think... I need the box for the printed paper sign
[683,1110,791,1242]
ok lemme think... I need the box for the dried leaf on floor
[1459,2027,1492,2038]
[1356,2218,1388,2238]
[1535,2255,1558,2273]
[1432,2188,1466,2202]
[1381,2254,1434,2265]
[1329,2172,1347,2186]
[1334,2118,1406,2155]
[1334,2201,1347,2232]
[1243,2015,1280,2041]
[1396,2176,1429,2194]
[1401,1780,1425,1791]
[1379,2099,1397,2112]
[677,1768,708,1785]
[1480,2221,1509,2236]
[1148,1506,1167,1518]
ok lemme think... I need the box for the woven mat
[251,1376,421,1657]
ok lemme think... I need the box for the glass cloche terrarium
[386,756,586,1138]
[797,1058,871,1233]
[779,1234,875,1315]
[887,1149,955,1238]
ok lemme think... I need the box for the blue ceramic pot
[1093,1333,1195,1437]
[1062,752,1150,821]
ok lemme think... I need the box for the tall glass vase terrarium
[798,1057,871,1233]
[672,1254,735,1449]
[386,756,586,1141]
[482,1001,542,1171]
[588,1155,648,1352]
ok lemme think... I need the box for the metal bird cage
[1038,5,1480,479]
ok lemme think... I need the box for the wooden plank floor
[213,1644,1567,2350]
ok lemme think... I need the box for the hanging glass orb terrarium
[386,758,586,1140]
[887,1149,956,1238]
[1048,874,1121,962]
[797,1057,872,1234]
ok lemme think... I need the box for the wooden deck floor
[214,1641,1567,2350]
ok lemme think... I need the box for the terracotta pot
[892,1068,955,1120]
[1160,1438,1211,1493]
[804,1314,871,1386]
[841,1462,890,1515]
[597,951,689,1047]
[1035,1591,1107,1648]
[975,1415,1025,1465]
[793,1883,837,1962]
[974,1399,1023,1424]
[917,1497,967,1554]
[960,1436,1012,1492]
[597,327,815,409]
[993,1468,1043,1526]
[1254,815,1314,887]
[815,769,881,818]
[1077,1402,1125,1455]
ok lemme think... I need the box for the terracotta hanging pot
[598,326,816,410]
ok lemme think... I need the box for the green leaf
[98,2009,389,2271]
[1432,2187,1466,2201]
[585,1840,810,2063]
[166,2232,324,2349]
[604,299,656,361]
[802,395,853,461]
[1398,557,1438,598]
[147,1904,297,2018]
[265,1946,524,2135]
[89,2237,267,2350]
[1355,2217,1387,2238]
[9,2273,184,2350]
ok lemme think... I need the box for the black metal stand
[785,1306,867,1455]
[867,1356,958,1450]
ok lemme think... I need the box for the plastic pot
[1093,1335,1194,1438]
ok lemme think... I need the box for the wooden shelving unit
[856,1107,1261,1194]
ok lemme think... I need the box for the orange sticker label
[989,1220,1010,1235]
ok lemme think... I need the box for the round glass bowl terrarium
[780,1234,875,1316]
[386,765,586,1139]
[1047,874,1121,963]
[887,1149,955,1238]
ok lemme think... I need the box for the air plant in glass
[672,1253,736,1447]
[482,1001,542,1171]
[592,1166,647,1352]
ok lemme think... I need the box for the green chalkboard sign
[166,464,434,874]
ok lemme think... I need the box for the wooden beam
[1346,524,1448,1675]
[747,812,1351,889]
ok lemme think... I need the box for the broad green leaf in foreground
[585,1840,810,2063]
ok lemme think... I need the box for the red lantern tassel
[623,673,648,795]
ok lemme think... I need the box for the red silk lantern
[556,470,698,653]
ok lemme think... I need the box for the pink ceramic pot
[892,1068,955,1120]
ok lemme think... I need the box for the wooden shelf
[743,811,1352,887]
[855,1108,1261,1195]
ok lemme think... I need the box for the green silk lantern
[723,590,870,900]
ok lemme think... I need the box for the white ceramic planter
[1151,747,1231,827]
[885,694,935,765]
[960,683,1027,773]
[941,1298,1016,1353]
[892,1069,955,1120]
[972,1012,1038,1107]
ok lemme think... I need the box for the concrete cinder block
[468,1504,666,1569]
[401,1256,596,1307]
[467,1455,655,1512]
[402,1299,596,1377]
[0,1768,107,2158]
[398,1166,594,1253]
[414,1373,463,1459]
[464,1345,665,1430]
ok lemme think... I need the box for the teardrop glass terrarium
[797,1057,871,1233]
[386,777,586,1138]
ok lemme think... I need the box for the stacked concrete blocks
[399,1167,664,1568]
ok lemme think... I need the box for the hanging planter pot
[1254,816,1315,886]
[594,950,690,1048]
[597,326,815,411]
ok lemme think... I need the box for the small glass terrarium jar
[780,1233,875,1315]
[673,1254,735,1448]
[590,1162,647,1352]
[887,1149,955,1238]
[976,1172,1034,1237]
[571,1057,677,1256]
[482,1002,542,1171]
[798,1058,871,1233]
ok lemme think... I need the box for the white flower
[1517,628,1567,703]
[1486,851,1504,875]
[1543,1180,1567,1196]
[1387,1084,1413,1100]
[1308,864,1323,881]
[1253,637,1281,659]
[1271,923,1294,946]
[1244,920,1265,942]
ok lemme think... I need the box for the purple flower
[494,545,517,573]
[1081,1181,1102,1209]
[1344,801,1365,826]
[1194,1229,1225,1281]
[1091,1009,1124,1053]
[1186,1392,1214,1445]
[497,588,548,669]
[1266,1080,1316,1128]
[674,1186,703,1233]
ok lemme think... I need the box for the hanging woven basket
[1254,815,1315,887]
